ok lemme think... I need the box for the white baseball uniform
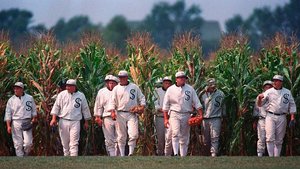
[51,90,91,156]
[108,82,146,156]
[200,89,225,157]
[260,87,296,157]
[253,96,268,156]
[94,87,118,156]
[4,93,37,157]
[153,87,172,156]
[163,84,202,157]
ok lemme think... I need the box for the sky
[0,0,290,31]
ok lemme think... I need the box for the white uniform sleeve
[50,93,61,116]
[94,91,104,117]
[4,99,12,121]
[81,95,91,120]
[162,89,170,111]
[31,96,37,117]
[153,89,160,110]
[289,93,297,114]
[192,89,202,110]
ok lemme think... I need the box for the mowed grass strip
[0,156,299,169]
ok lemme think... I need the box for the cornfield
[0,31,299,156]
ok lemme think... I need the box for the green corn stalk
[210,34,258,155]
[16,34,65,155]
[0,34,20,155]
[66,38,114,155]
[125,32,163,155]
[169,32,205,155]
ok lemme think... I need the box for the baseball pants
[116,111,139,156]
[169,111,190,157]
[103,117,118,156]
[164,124,173,156]
[265,113,287,157]
[202,118,221,156]
[257,118,266,156]
[154,115,165,156]
[58,119,80,156]
[12,120,33,157]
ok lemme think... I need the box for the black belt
[155,115,164,118]
[268,111,286,116]
[258,116,265,119]
[203,117,221,120]
[118,110,129,112]
[170,110,191,114]
[61,118,73,121]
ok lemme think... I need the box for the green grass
[0,156,299,169]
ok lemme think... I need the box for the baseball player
[153,76,172,156]
[163,71,203,157]
[200,78,225,157]
[94,75,119,156]
[257,75,296,157]
[107,70,146,156]
[253,80,273,157]
[4,82,37,157]
[50,79,91,156]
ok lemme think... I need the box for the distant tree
[102,15,130,52]
[51,16,98,42]
[29,24,48,35]
[225,0,300,49]
[225,15,244,33]
[0,8,33,42]
[141,0,203,49]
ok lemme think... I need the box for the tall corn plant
[255,33,300,155]
[17,34,65,155]
[169,32,205,155]
[210,34,259,155]
[0,32,20,155]
[126,32,163,155]
[65,34,114,155]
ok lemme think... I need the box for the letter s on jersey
[185,91,191,101]
[26,101,33,111]
[130,89,136,100]
[74,98,82,108]
[283,93,289,104]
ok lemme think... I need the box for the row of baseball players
[4,70,296,157]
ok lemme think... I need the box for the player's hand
[50,119,57,126]
[289,119,296,128]
[84,120,89,130]
[7,126,12,134]
[95,117,102,126]
[258,93,264,100]
[31,117,37,124]
[111,111,117,121]
[164,119,169,128]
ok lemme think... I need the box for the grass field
[0,156,299,169]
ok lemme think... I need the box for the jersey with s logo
[263,87,296,114]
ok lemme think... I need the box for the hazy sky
[0,0,290,31]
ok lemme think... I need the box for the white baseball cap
[105,75,119,83]
[118,70,128,77]
[105,75,113,81]
[163,76,172,82]
[175,71,187,78]
[207,78,216,87]
[66,79,77,86]
[263,80,273,86]
[272,75,283,81]
[13,82,24,89]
